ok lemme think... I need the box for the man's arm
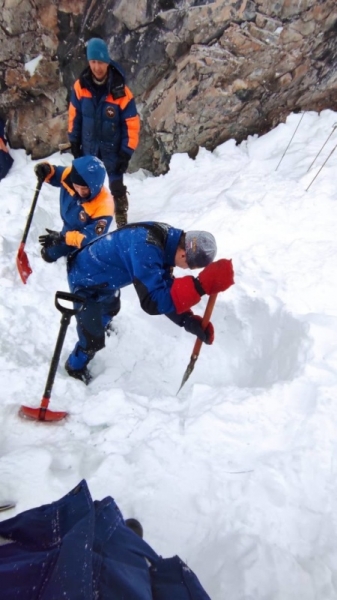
[68,81,83,146]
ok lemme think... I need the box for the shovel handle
[55,291,86,316]
[21,179,44,244]
[191,293,218,359]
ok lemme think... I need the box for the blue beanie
[86,38,110,64]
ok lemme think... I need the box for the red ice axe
[177,293,217,393]
[16,178,43,284]
[19,291,86,422]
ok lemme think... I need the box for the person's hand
[70,142,82,159]
[34,162,52,182]
[183,313,214,344]
[115,150,130,175]
[39,229,65,248]
[198,258,234,295]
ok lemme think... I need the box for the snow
[24,54,43,76]
[1,109,337,599]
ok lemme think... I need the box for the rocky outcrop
[1,0,337,174]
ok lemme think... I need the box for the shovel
[19,291,86,422]
[177,293,217,394]
[16,178,43,284]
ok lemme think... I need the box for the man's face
[73,183,90,199]
[89,60,109,81]
[174,248,190,269]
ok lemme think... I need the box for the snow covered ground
[1,110,337,599]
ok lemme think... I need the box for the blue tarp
[0,118,13,181]
[0,480,211,600]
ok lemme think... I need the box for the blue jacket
[68,64,140,175]
[0,480,211,600]
[45,155,114,250]
[67,222,182,315]
[0,117,13,181]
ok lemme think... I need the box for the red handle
[191,293,217,358]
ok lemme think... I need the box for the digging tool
[19,291,86,422]
[16,178,43,284]
[177,293,217,394]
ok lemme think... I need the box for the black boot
[114,194,128,228]
[65,360,92,385]
[110,181,129,229]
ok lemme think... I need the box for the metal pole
[306,123,337,172]
[275,112,305,171]
[306,143,337,192]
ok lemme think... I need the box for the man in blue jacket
[0,117,14,180]
[68,38,140,229]
[34,155,114,263]
[65,222,235,384]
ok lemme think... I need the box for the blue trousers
[67,289,121,370]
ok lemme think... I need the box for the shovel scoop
[16,179,43,284]
[19,291,86,422]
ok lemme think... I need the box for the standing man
[65,223,235,384]
[0,117,13,181]
[68,37,140,229]
[34,155,114,263]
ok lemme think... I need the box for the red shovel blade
[16,243,32,284]
[19,397,68,422]
[19,406,68,421]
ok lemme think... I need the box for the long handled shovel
[16,178,43,284]
[177,293,217,394]
[19,291,86,422]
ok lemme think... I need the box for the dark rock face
[1,0,337,174]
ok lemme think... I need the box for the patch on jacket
[106,106,115,118]
[79,210,87,222]
[95,219,107,235]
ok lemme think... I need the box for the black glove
[70,141,82,159]
[115,150,130,175]
[109,179,127,198]
[183,313,214,345]
[39,229,65,248]
[34,162,52,182]
[166,311,215,344]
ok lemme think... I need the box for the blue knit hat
[86,38,110,64]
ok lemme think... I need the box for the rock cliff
[1,0,336,174]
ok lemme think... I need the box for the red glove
[198,259,234,295]
[170,276,201,313]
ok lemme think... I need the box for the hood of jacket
[71,156,106,201]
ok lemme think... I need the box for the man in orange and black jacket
[68,38,140,229]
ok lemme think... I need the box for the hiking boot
[109,181,129,229]
[125,518,143,539]
[114,194,129,229]
[65,360,92,385]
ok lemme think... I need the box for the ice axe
[19,291,86,422]
[177,293,217,394]
[16,178,43,284]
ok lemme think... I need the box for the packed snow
[1,110,337,599]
